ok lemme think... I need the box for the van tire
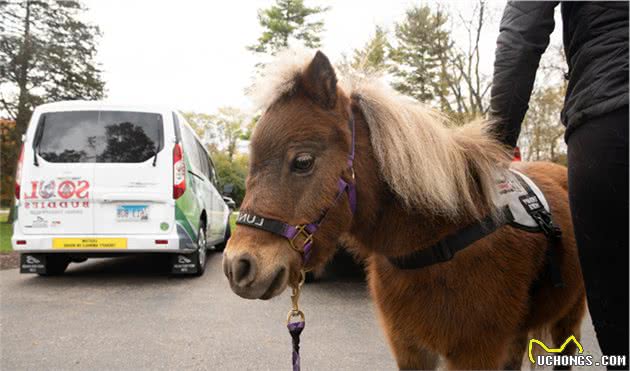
[38,255,70,276]
[215,224,231,252]
[191,224,207,276]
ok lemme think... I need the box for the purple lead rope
[288,321,305,371]
[237,113,357,371]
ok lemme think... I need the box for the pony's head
[223,50,354,299]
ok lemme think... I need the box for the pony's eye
[291,154,314,173]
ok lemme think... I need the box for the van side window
[180,124,201,175]
[196,141,210,179]
[172,112,182,143]
[207,154,219,187]
[211,164,219,188]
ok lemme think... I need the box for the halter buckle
[289,225,313,253]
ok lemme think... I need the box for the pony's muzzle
[224,252,257,287]
[223,250,289,300]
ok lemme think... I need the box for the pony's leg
[550,295,587,370]
[386,332,439,370]
[444,338,510,370]
[503,332,528,370]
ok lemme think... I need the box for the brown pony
[223,49,585,370]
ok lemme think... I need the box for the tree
[518,45,568,164]
[389,1,493,122]
[212,107,246,161]
[184,107,247,162]
[1,1,105,130]
[212,152,248,206]
[446,0,492,120]
[351,26,389,73]
[240,114,259,141]
[0,119,17,208]
[182,112,219,152]
[0,0,105,215]
[389,5,452,104]
[519,86,566,163]
[248,0,328,55]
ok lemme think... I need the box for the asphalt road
[1,253,603,370]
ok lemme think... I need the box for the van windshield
[36,110,163,163]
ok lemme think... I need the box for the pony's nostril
[233,255,256,287]
[222,255,232,280]
[235,259,250,281]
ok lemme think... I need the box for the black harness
[388,171,565,288]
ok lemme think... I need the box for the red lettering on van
[25,181,38,199]
[75,180,89,198]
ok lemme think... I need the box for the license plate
[53,238,127,249]
[116,205,149,222]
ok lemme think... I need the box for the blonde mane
[249,49,511,220]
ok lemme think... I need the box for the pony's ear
[302,51,337,109]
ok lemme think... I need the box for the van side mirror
[223,196,236,210]
[222,183,234,197]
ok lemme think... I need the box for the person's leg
[567,106,629,368]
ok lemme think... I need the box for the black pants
[567,106,629,368]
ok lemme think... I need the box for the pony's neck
[347,103,497,257]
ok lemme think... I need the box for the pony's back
[512,161,569,193]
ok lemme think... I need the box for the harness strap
[512,172,565,288]
[389,171,565,289]
[388,206,513,270]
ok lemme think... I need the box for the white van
[11,101,231,276]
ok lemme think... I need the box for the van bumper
[11,223,198,253]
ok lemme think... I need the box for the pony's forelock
[248,47,317,111]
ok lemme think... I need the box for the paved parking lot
[1,253,395,370]
[1,253,603,370]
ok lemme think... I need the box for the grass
[229,212,237,232]
[0,211,12,253]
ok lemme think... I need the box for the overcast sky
[82,1,562,115]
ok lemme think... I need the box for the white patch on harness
[494,169,551,230]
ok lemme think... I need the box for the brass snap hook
[287,270,306,324]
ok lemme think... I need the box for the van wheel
[192,225,207,276]
[38,255,70,276]
[215,224,231,252]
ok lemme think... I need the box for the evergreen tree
[1,1,105,130]
[248,0,328,55]
[389,6,451,104]
[351,26,389,73]
[0,0,105,209]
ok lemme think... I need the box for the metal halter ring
[287,309,305,324]
[289,225,313,253]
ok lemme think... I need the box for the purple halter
[235,113,356,266]
[235,111,356,371]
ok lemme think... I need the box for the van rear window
[35,111,163,163]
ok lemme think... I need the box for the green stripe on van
[175,204,196,240]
